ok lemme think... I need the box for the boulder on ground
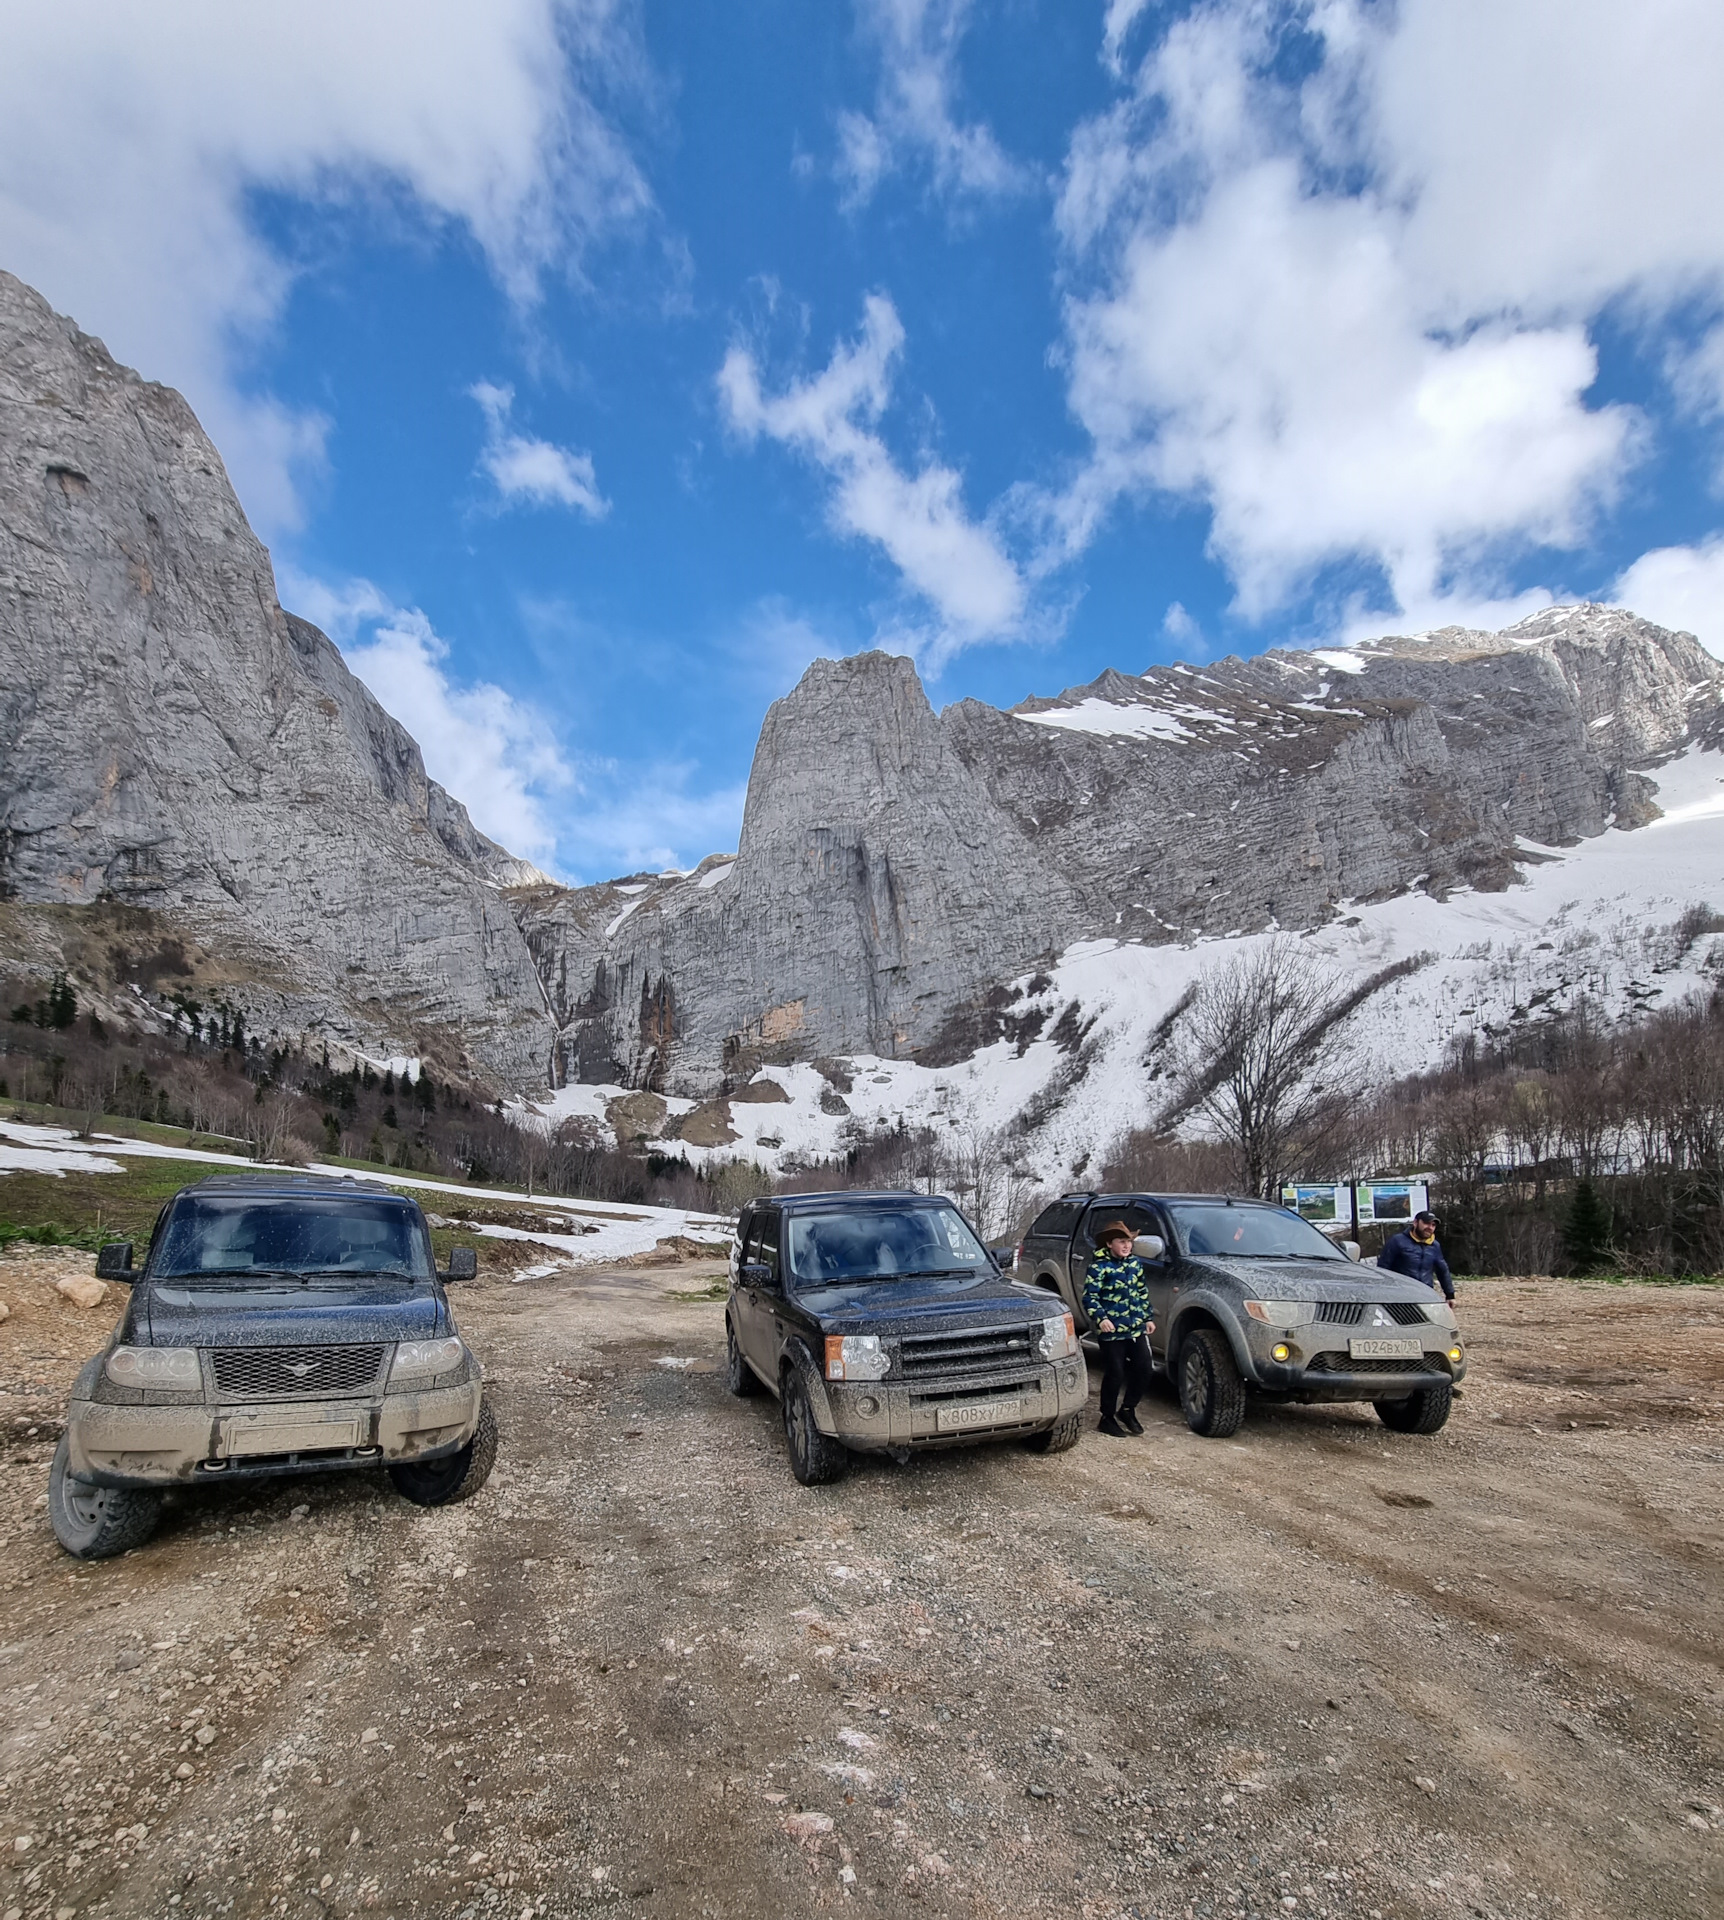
[605,1091,669,1146]
[56,1275,107,1310]
[733,1077,790,1104]
[680,1099,738,1147]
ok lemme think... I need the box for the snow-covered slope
[536,746,1724,1190]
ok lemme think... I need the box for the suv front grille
[897,1325,1038,1380]
[208,1345,386,1399]
[1307,1352,1441,1376]
[1314,1300,1430,1326]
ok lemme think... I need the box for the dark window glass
[757,1211,781,1283]
[152,1197,433,1280]
[1079,1202,1162,1257]
[1030,1202,1080,1238]
[1169,1204,1346,1261]
[784,1206,991,1283]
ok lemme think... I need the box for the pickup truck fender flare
[1032,1264,1081,1325]
[1165,1293,1257,1383]
[779,1337,841,1436]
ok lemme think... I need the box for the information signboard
[1355,1180,1430,1225]
[1279,1182,1348,1228]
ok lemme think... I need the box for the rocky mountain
[3,266,1719,1120]
[516,607,1722,1096]
[0,270,554,1088]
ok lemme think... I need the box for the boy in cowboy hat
[1082,1220,1156,1437]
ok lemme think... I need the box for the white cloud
[718,294,1025,658]
[837,0,1026,207]
[557,767,747,880]
[1051,0,1723,628]
[1614,538,1724,659]
[0,1,650,532]
[280,567,574,865]
[471,381,607,516]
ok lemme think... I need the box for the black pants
[1098,1334,1152,1418]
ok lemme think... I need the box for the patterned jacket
[1082,1253,1152,1341]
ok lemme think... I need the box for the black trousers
[1098,1334,1152,1418]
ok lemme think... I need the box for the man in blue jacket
[1082,1221,1157,1437]
[1378,1211,1455,1302]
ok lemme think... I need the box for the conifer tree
[1562,1178,1613,1273]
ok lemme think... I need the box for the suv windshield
[785,1206,992,1284]
[1169,1203,1346,1261]
[152,1196,434,1281]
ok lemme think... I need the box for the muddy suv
[49,1173,496,1559]
[1019,1191,1465,1437]
[726,1190,1089,1483]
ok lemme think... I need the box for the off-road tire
[48,1434,163,1560]
[1023,1411,1083,1454]
[725,1315,761,1396]
[1177,1328,1247,1439]
[781,1367,849,1486]
[1374,1381,1452,1434]
[389,1397,498,1506]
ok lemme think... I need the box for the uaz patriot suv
[49,1173,496,1558]
[1018,1191,1465,1437]
[726,1190,1090,1483]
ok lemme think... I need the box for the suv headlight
[390,1337,467,1384]
[1244,1300,1316,1327]
[106,1346,200,1390]
[824,1334,889,1382]
[1038,1313,1078,1360]
[1423,1301,1458,1327]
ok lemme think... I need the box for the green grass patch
[669,1278,728,1302]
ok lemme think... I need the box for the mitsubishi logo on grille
[1371,1307,1391,1327]
[287,1359,316,1378]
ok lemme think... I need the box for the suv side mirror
[95,1242,134,1281]
[1133,1234,1165,1262]
[1342,1240,1362,1262]
[739,1261,774,1287]
[444,1245,477,1282]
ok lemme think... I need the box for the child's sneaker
[1097,1413,1126,1437]
[1118,1408,1145,1435]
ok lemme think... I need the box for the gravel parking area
[1,1249,1719,1920]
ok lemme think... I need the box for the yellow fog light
[1448,1345,1463,1363]
[1271,1342,1291,1362]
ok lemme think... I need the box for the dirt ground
[0,1248,1719,1920]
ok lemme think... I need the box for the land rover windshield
[152,1196,435,1281]
[1168,1203,1347,1261]
[785,1205,993,1284]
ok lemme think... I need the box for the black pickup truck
[726,1190,1090,1483]
[1017,1190,1465,1438]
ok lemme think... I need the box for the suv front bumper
[824,1356,1088,1452]
[1244,1323,1465,1400]
[64,1377,482,1488]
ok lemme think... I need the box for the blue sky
[4,1,1723,880]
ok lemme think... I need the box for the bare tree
[1173,937,1361,1196]
[943,1124,1040,1242]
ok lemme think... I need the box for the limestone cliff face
[0,270,553,1087]
[513,652,1082,1089]
[519,607,1721,1094]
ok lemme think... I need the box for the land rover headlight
[106,1346,200,1390]
[1244,1300,1316,1328]
[389,1337,467,1384]
[824,1334,888,1382]
[1039,1313,1079,1360]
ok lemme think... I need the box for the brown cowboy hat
[1096,1220,1135,1246]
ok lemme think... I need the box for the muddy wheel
[1023,1412,1083,1454]
[48,1434,162,1560]
[1177,1328,1247,1439]
[725,1314,761,1397]
[389,1398,498,1506]
[781,1368,848,1486]
[1374,1382,1452,1435]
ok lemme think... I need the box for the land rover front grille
[208,1344,386,1399]
[897,1325,1038,1380]
[1314,1300,1430,1326]
[1307,1352,1441,1376]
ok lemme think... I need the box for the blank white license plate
[1348,1337,1423,1361]
[936,1397,1025,1432]
[224,1415,364,1456]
